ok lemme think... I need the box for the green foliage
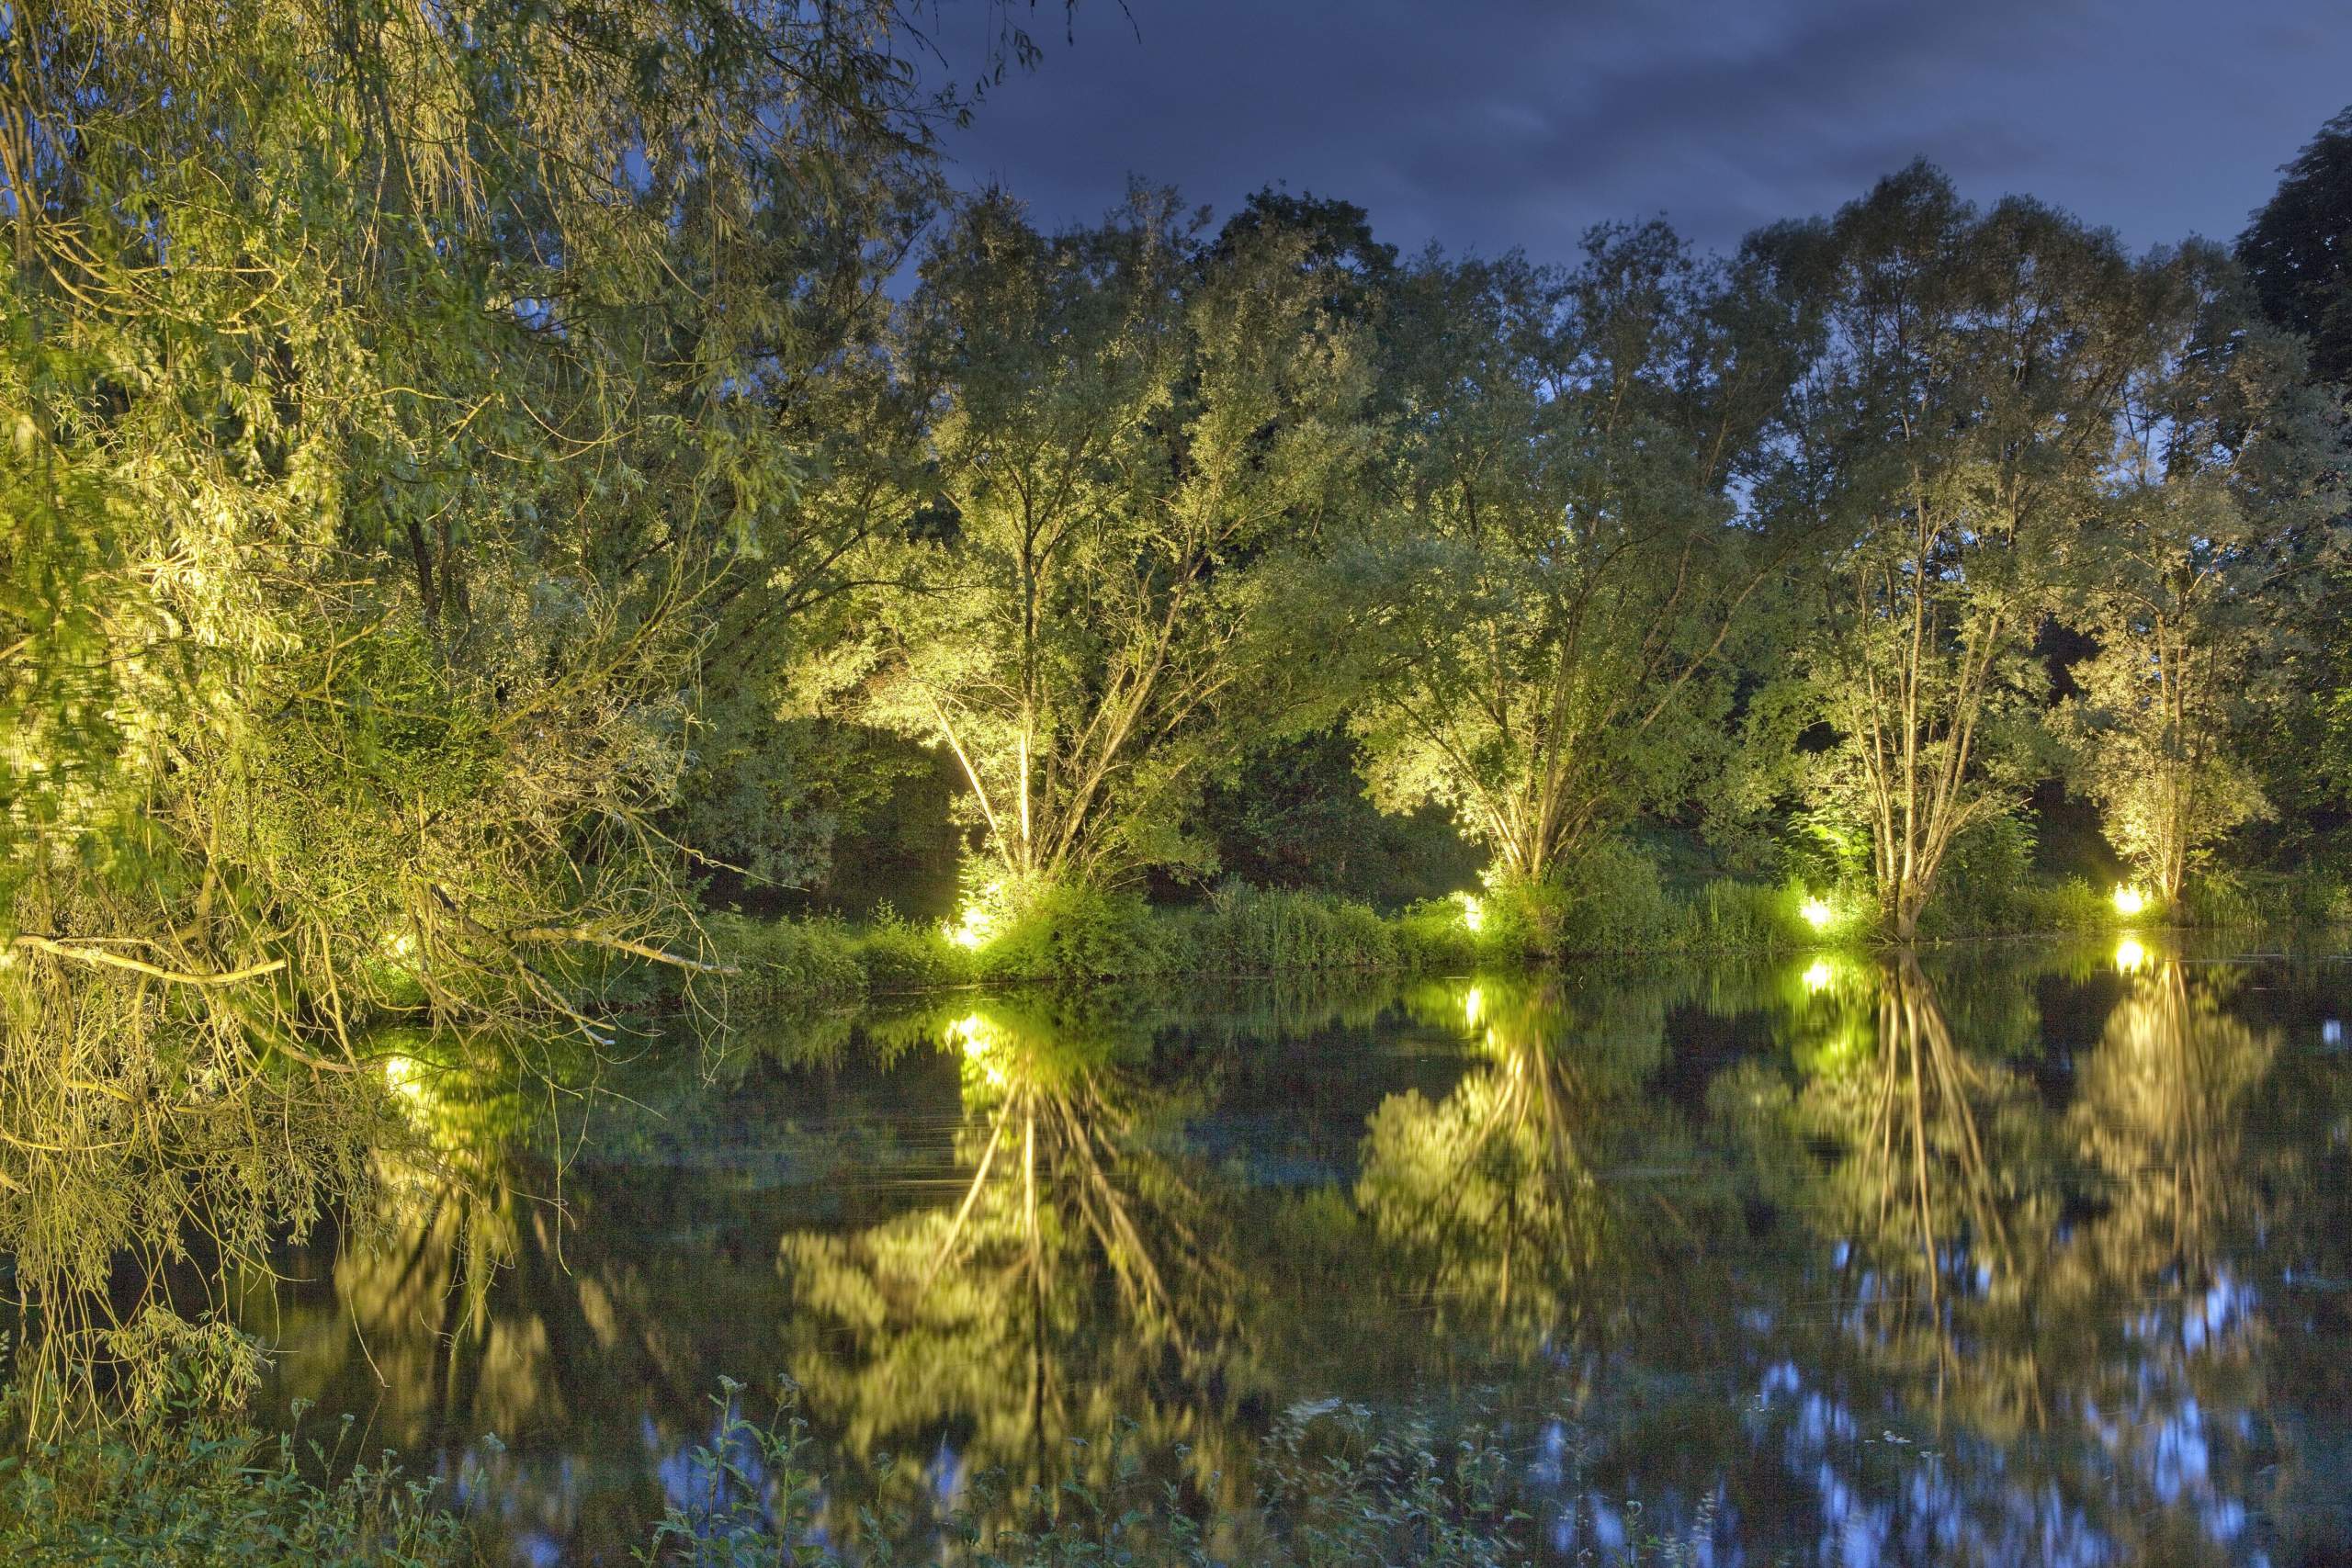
[1182,885,1399,975]
[849,910,977,995]
[1327,229,1793,886]
[847,190,1374,887]
[1758,164,2163,937]
[708,914,868,1005]
[2239,104,2352,390]
[0,1325,466,1566]
[976,883,1183,986]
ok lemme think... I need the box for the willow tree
[854,192,1370,889]
[2063,244,2343,902]
[1335,226,1798,895]
[0,0,1009,1408]
[1758,165,2154,939]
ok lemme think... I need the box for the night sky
[925,0,2351,262]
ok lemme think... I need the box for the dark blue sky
[926,0,2350,261]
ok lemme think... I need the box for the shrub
[848,909,971,994]
[707,913,864,1003]
[2018,876,2116,934]
[1188,886,1399,975]
[0,1322,467,1567]
[976,882,1177,986]
[1393,897,1481,974]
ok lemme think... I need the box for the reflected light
[1456,891,1484,934]
[1802,959,1835,994]
[2112,884,2147,919]
[1463,985,1484,1029]
[1800,897,1835,932]
[383,1054,428,1103]
[2114,937,2148,975]
[948,1013,1006,1087]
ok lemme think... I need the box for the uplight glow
[1457,891,1485,934]
[2112,884,2147,919]
[1800,897,1835,932]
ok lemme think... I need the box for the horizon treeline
[710,146,2352,946]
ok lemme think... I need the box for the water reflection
[211,949,2352,1563]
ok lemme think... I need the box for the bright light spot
[2112,884,2147,919]
[1456,891,1484,934]
[383,1055,427,1103]
[1802,960,1835,994]
[942,890,1001,952]
[1800,897,1835,932]
[2115,937,2147,975]
[1463,985,1484,1029]
[948,1013,1007,1087]
[2322,1019,2343,1047]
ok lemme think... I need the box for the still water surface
[240,940,2352,1564]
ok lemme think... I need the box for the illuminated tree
[1333,228,1798,893]
[0,0,1034,1410]
[1756,165,2155,938]
[851,191,1372,889]
[2062,244,2343,901]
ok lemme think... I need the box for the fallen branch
[9,935,287,987]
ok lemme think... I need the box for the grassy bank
[709,858,2352,1003]
[0,1374,1712,1568]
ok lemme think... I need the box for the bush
[1917,814,2039,938]
[707,913,864,1003]
[847,909,971,994]
[1186,885,1399,975]
[1,1321,467,1568]
[976,881,1177,986]
[1393,897,1481,974]
[2018,876,2116,934]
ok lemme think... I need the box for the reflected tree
[776,999,1256,1507]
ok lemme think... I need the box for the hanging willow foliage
[0,0,1048,1413]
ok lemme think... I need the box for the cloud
[929,0,2350,260]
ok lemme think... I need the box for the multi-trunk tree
[1756,165,2155,939]
[2063,243,2342,902]
[1331,226,1799,894]
[852,192,1371,892]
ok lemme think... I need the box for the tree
[0,0,1031,1408]
[1334,226,1798,897]
[2239,105,2352,394]
[1756,165,2154,938]
[852,190,1371,891]
[2063,243,2343,901]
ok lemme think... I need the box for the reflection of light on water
[383,1054,427,1103]
[1803,959,1835,994]
[948,1013,1007,1087]
[2115,938,2148,975]
[1463,985,1484,1029]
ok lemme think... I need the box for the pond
[232,939,2352,1564]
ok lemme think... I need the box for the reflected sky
[234,942,2352,1564]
